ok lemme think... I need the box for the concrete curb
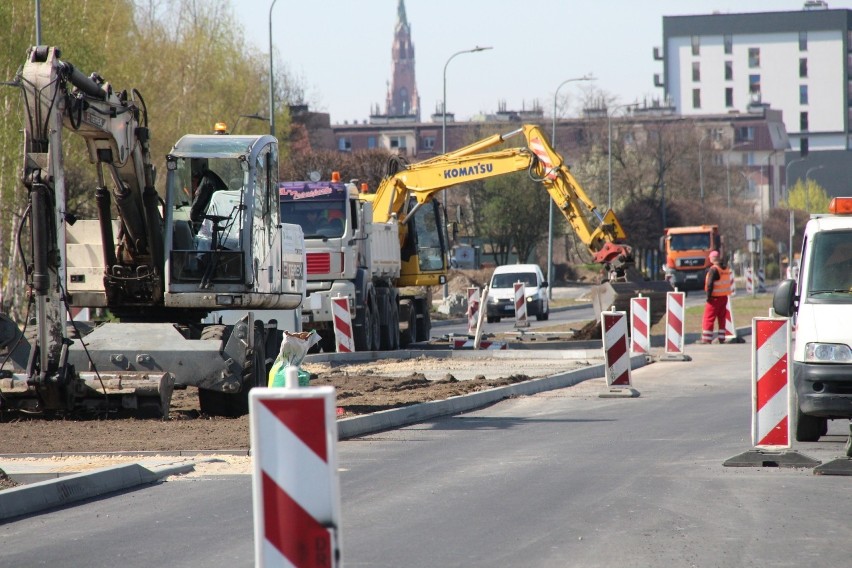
[0,349,644,521]
[337,354,648,439]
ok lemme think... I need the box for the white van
[485,264,549,323]
[773,197,852,442]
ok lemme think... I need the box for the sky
[232,0,852,125]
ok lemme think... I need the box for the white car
[486,263,549,323]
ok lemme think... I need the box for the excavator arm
[369,124,633,275]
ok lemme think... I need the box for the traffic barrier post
[250,386,342,567]
[629,295,650,355]
[467,287,480,335]
[513,282,529,328]
[332,295,354,353]
[658,290,691,362]
[723,296,743,343]
[599,309,639,398]
[745,267,754,294]
[723,316,818,468]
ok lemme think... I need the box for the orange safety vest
[706,265,733,296]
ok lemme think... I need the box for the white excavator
[0,46,305,417]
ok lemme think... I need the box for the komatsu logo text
[443,163,493,179]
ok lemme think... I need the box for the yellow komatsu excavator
[361,123,672,326]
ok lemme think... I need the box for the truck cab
[661,225,723,292]
[773,197,852,441]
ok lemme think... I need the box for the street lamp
[805,165,824,213]
[232,113,269,135]
[606,101,635,212]
[784,157,807,200]
[698,132,709,218]
[548,74,594,298]
[725,141,749,208]
[441,46,492,153]
[268,0,279,137]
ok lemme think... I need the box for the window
[692,36,700,55]
[799,58,808,78]
[800,138,809,157]
[736,126,755,141]
[367,136,376,149]
[338,137,351,152]
[748,47,760,68]
[389,135,407,152]
[749,74,761,97]
[724,34,733,54]
[725,60,733,80]
[422,136,435,150]
[800,84,809,105]
[692,61,701,82]
[692,88,701,109]
[726,87,734,107]
[799,31,808,51]
[801,111,809,131]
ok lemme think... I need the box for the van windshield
[807,229,852,299]
[492,272,537,289]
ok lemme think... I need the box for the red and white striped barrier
[332,295,354,353]
[723,296,737,342]
[250,386,342,567]
[451,339,507,350]
[745,267,754,294]
[664,290,686,356]
[629,295,650,355]
[600,310,639,397]
[513,282,529,328]
[752,318,792,448]
[467,287,480,335]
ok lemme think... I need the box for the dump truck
[660,225,724,292]
[280,124,670,351]
[0,46,304,417]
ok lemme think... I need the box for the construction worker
[701,250,733,344]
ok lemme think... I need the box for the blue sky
[233,0,852,124]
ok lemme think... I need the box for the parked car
[486,264,549,323]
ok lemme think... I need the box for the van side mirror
[658,236,666,253]
[772,279,797,317]
[540,280,549,289]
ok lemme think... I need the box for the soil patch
[0,360,549,454]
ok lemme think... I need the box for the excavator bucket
[590,279,674,329]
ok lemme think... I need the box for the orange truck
[660,225,723,292]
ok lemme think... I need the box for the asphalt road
[2,338,850,567]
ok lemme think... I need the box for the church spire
[383,0,419,120]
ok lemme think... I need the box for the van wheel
[795,404,824,442]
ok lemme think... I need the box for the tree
[784,178,831,214]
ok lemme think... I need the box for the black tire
[795,401,824,442]
[370,292,382,352]
[535,301,549,321]
[379,294,394,351]
[354,292,378,352]
[415,305,431,342]
[389,300,400,350]
[317,329,336,353]
[400,302,417,347]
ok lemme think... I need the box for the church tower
[384,0,420,120]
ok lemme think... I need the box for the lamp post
[606,102,635,212]
[268,0,279,137]
[548,74,594,298]
[698,132,709,219]
[725,141,748,209]
[440,46,491,299]
[784,157,806,201]
[805,165,824,213]
[231,113,269,135]
[442,46,492,153]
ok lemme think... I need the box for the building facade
[656,2,852,197]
